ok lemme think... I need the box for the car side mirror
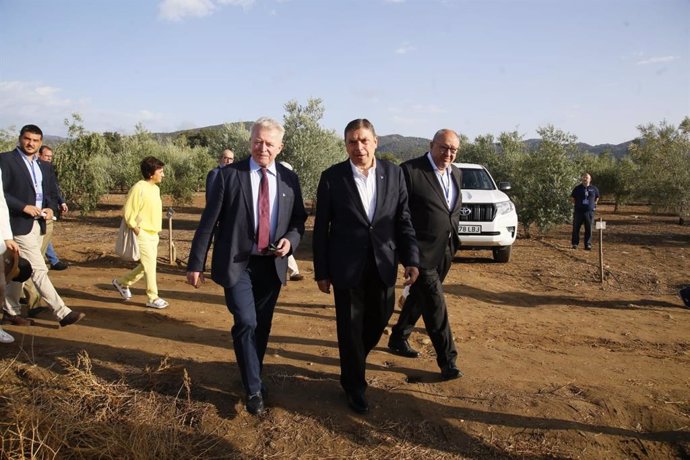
[498,182,511,192]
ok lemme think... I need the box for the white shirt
[350,160,377,222]
[426,152,457,209]
[249,158,278,253]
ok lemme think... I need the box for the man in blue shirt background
[570,173,600,250]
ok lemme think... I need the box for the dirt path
[2,196,689,458]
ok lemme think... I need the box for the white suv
[453,162,518,263]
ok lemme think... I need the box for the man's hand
[41,208,54,220]
[4,240,18,253]
[22,205,42,217]
[59,203,69,214]
[273,238,291,257]
[403,266,419,286]
[187,271,205,288]
[316,279,331,294]
[133,226,141,236]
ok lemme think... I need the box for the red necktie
[257,167,270,252]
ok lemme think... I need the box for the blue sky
[1,0,688,145]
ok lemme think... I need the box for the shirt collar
[349,158,377,178]
[249,157,277,176]
[426,152,448,175]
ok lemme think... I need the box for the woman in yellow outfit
[112,157,168,309]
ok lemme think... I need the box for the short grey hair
[251,117,285,141]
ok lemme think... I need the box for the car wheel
[493,245,511,263]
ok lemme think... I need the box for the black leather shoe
[585,245,592,251]
[246,393,265,416]
[346,391,369,414]
[28,306,50,318]
[388,338,420,358]
[441,364,464,380]
[50,261,69,270]
[2,312,34,326]
[59,311,85,327]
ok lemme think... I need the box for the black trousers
[333,251,394,394]
[390,243,458,369]
[572,210,594,246]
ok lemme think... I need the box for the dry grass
[0,351,228,460]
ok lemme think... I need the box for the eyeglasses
[437,145,458,154]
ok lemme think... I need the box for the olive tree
[511,125,578,236]
[55,114,113,214]
[280,98,344,202]
[629,117,690,219]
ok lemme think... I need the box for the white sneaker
[0,328,15,344]
[146,298,169,309]
[112,279,132,300]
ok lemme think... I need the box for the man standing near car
[313,118,419,414]
[387,129,463,380]
[570,173,599,250]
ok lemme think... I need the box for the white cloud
[217,0,255,7]
[159,0,215,21]
[0,80,174,136]
[158,0,254,22]
[636,55,678,65]
[395,42,416,55]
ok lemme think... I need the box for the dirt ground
[1,194,689,459]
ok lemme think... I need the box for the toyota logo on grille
[459,207,472,216]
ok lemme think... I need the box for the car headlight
[495,200,515,216]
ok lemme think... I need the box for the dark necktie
[257,167,270,252]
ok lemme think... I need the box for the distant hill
[377,134,430,161]
[524,139,632,158]
[44,124,634,159]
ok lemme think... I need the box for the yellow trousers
[116,230,159,302]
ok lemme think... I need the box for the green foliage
[510,125,578,236]
[55,114,113,214]
[376,152,400,164]
[158,142,214,204]
[281,98,345,201]
[204,123,251,162]
[629,118,690,217]
[0,126,17,152]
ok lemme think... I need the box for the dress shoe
[246,393,265,416]
[59,311,85,327]
[571,245,578,249]
[2,312,34,326]
[289,273,304,281]
[28,306,50,318]
[441,363,464,381]
[346,391,369,414]
[388,338,420,358]
[50,261,69,270]
[585,245,592,251]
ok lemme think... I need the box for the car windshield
[460,168,495,190]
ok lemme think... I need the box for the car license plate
[459,225,481,234]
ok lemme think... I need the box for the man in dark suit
[187,118,306,416]
[313,118,419,414]
[387,129,464,380]
[0,125,85,327]
[205,148,234,202]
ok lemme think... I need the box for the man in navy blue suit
[187,118,306,416]
[0,125,85,328]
